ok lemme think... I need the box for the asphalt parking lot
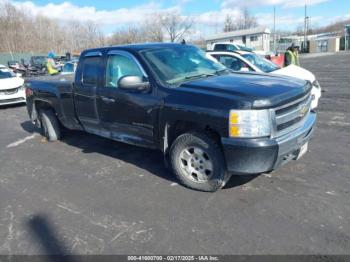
[0,52,350,255]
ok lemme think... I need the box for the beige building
[309,37,340,53]
[205,27,271,52]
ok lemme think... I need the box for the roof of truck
[116,42,185,50]
[82,43,190,55]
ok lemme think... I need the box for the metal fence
[0,52,46,66]
[270,41,312,54]
[270,42,291,54]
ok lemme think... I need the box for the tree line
[0,1,261,54]
[2,0,348,55]
[0,2,105,54]
[109,9,259,45]
[0,2,195,54]
[295,18,350,36]
[108,12,193,45]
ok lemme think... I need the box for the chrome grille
[0,87,19,95]
[272,92,312,137]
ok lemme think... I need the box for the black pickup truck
[25,43,316,192]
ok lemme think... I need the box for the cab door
[96,50,160,148]
[97,50,160,147]
[74,52,103,132]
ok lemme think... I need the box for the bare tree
[223,8,258,32]
[160,11,193,42]
[108,13,165,45]
[241,8,258,30]
[0,1,105,54]
[223,15,234,32]
[307,18,350,35]
[142,14,164,42]
[108,26,144,45]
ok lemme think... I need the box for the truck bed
[25,74,79,130]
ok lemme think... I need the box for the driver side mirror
[118,76,149,91]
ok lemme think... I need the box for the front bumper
[221,112,317,174]
[0,89,26,106]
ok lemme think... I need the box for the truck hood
[179,72,311,108]
[272,64,316,83]
[0,77,24,90]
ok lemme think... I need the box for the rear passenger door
[74,52,103,132]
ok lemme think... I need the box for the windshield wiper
[184,73,216,81]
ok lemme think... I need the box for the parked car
[8,60,20,70]
[207,50,321,109]
[30,54,65,73]
[60,60,78,75]
[30,56,47,70]
[0,64,25,106]
[210,42,254,52]
[25,43,316,192]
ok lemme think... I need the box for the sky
[4,0,350,38]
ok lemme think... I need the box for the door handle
[101,96,115,103]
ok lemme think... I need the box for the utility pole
[304,4,309,53]
[273,6,276,54]
[345,28,348,51]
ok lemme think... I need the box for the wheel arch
[163,120,222,155]
[31,99,56,127]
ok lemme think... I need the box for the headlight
[229,110,271,138]
[312,80,321,89]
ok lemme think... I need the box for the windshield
[214,44,238,51]
[237,44,254,52]
[242,53,280,73]
[141,45,226,85]
[0,68,15,79]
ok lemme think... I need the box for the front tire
[170,132,230,192]
[39,109,61,141]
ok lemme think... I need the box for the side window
[215,55,252,71]
[105,54,144,88]
[214,44,225,51]
[226,45,238,51]
[82,57,100,86]
[250,36,258,42]
[216,55,238,70]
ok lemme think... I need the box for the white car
[210,42,254,52]
[0,64,26,106]
[207,51,321,109]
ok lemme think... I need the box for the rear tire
[170,132,231,192]
[39,109,61,141]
